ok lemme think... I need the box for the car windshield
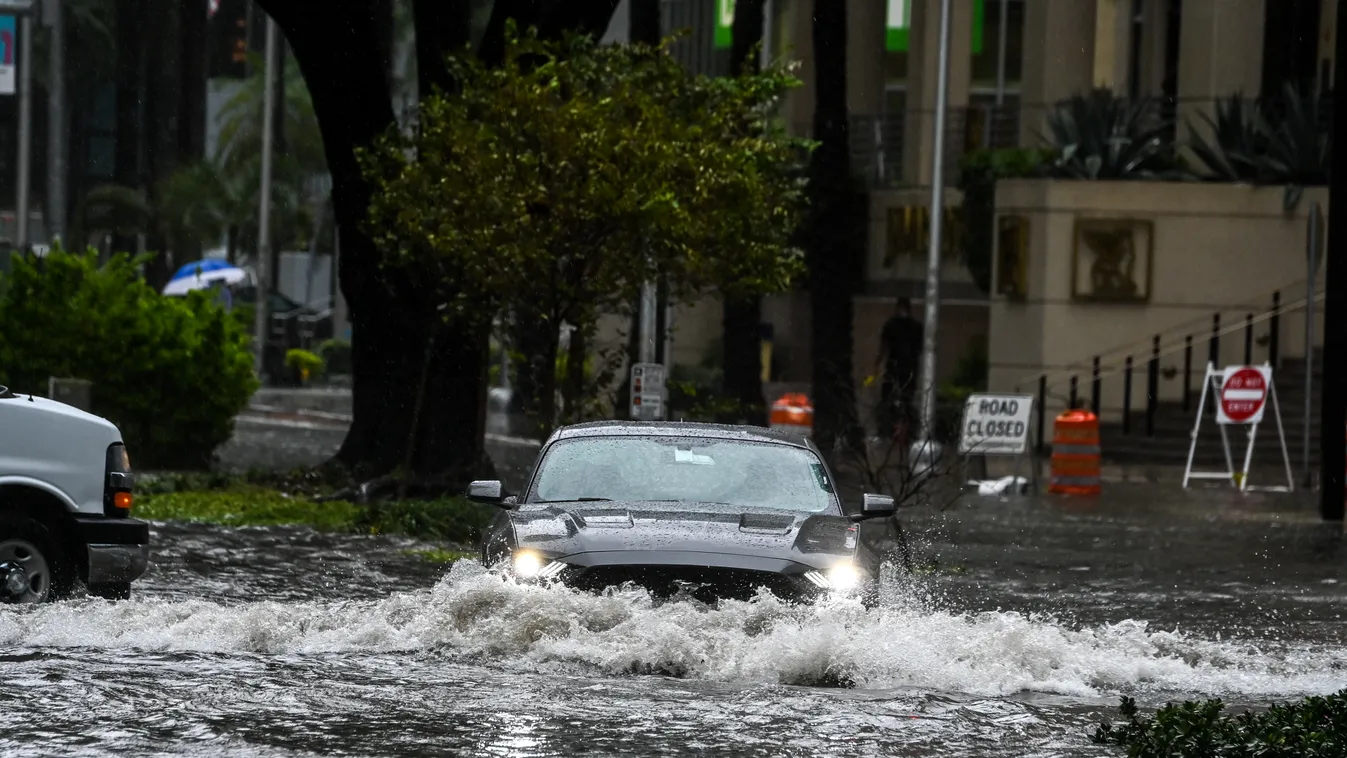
[530,435,836,513]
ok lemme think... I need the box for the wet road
[3,486,1346,757]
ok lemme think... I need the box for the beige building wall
[1176,0,1266,150]
[1019,0,1095,145]
[989,180,1326,422]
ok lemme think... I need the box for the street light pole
[45,0,64,242]
[14,11,31,250]
[253,17,278,377]
[916,0,953,446]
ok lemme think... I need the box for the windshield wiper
[538,497,613,503]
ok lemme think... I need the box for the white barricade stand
[1181,362,1294,493]
[957,393,1037,496]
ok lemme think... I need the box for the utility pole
[915,0,953,450]
[14,10,31,250]
[1319,1,1347,521]
[43,0,64,243]
[252,16,277,377]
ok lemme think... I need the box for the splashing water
[4,559,1343,700]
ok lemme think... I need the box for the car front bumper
[72,516,150,585]
[514,550,870,603]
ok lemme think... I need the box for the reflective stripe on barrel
[1048,409,1101,496]
[770,393,813,437]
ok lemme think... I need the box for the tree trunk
[413,0,471,95]
[112,0,142,257]
[177,0,208,162]
[807,0,863,455]
[628,0,660,44]
[720,0,768,426]
[256,0,429,477]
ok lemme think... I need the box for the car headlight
[804,562,865,591]
[513,550,545,578]
[510,550,566,581]
[825,562,862,590]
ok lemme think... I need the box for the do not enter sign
[1217,365,1271,425]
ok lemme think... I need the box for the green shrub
[317,338,352,375]
[0,246,258,468]
[1092,691,1347,758]
[285,348,325,379]
[137,486,496,545]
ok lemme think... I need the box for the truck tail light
[104,443,135,517]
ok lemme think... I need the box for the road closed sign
[958,393,1035,455]
[1216,364,1272,425]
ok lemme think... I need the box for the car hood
[509,501,858,571]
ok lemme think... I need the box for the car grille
[568,565,811,603]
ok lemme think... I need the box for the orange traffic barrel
[1048,409,1102,496]
[770,393,813,437]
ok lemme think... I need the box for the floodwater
[3,485,1346,757]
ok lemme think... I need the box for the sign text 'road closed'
[958,393,1035,455]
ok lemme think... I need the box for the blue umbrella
[162,259,251,296]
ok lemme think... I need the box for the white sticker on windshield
[674,448,716,465]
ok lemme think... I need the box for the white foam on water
[2,560,1343,699]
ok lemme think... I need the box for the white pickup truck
[0,385,148,602]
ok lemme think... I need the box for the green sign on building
[714,0,734,49]
[714,0,983,54]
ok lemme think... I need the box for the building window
[970,0,1023,90]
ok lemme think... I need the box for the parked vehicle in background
[0,385,147,602]
[470,421,907,606]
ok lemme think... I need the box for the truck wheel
[86,582,131,601]
[0,517,76,603]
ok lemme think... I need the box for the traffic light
[208,0,250,79]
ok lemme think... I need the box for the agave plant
[1041,89,1178,180]
[1185,84,1330,209]
[1186,93,1266,182]
[1261,83,1331,209]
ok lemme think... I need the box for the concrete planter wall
[988,179,1327,420]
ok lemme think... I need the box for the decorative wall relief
[1071,217,1153,302]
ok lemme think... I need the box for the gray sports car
[468,421,907,605]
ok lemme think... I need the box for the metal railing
[1027,288,1324,453]
[848,104,1021,188]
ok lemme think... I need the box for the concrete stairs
[1095,354,1326,474]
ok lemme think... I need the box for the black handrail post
[1037,374,1047,455]
[1243,313,1254,365]
[1270,291,1281,367]
[1209,313,1221,367]
[1091,356,1101,416]
[1183,335,1193,412]
[1069,375,1079,409]
[1122,356,1134,435]
[1147,335,1160,437]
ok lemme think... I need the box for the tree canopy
[359,29,810,335]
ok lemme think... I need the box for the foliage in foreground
[137,487,496,546]
[0,247,258,468]
[1092,691,1347,758]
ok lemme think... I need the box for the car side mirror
[851,493,896,521]
[466,480,504,505]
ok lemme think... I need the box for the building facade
[627,0,1336,422]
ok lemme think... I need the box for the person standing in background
[872,297,923,443]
